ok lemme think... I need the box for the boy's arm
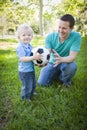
[20,54,42,62]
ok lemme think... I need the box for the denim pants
[38,62,77,86]
[19,71,36,99]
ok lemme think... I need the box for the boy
[16,23,42,101]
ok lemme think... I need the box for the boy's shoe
[26,99,31,102]
[21,96,25,100]
[33,92,37,95]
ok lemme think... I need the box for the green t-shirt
[45,31,82,63]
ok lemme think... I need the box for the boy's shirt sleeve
[16,46,25,59]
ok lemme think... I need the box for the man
[38,14,82,88]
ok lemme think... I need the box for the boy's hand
[33,53,43,60]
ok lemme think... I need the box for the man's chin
[60,34,67,39]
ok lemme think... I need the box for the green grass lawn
[0,36,87,130]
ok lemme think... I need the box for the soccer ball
[32,46,50,66]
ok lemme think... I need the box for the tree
[39,0,43,35]
[61,0,87,36]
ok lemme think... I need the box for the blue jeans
[19,71,36,99]
[38,62,77,86]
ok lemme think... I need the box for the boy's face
[58,20,73,39]
[18,29,33,44]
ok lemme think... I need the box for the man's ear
[71,26,74,30]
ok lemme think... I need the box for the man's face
[58,20,73,39]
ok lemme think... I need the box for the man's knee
[61,62,77,71]
[38,79,49,86]
[69,62,77,72]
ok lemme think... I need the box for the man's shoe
[62,81,72,88]
[62,83,71,88]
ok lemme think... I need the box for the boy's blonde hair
[16,23,33,38]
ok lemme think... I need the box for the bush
[31,23,40,34]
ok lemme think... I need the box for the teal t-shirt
[45,31,82,63]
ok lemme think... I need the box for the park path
[0,42,17,49]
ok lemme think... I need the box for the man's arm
[61,51,78,62]
[54,51,78,67]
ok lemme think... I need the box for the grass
[0,36,87,130]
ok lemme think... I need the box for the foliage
[61,0,87,36]
[31,22,40,34]
[0,36,87,130]
[0,0,39,35]
[0,0,87,36]
[47,0,87,36]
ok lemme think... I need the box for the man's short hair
[60,14,75,28]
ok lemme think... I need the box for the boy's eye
[28,34,31,36]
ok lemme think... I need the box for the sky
[43,0,62,5]
[46,0,62,4]
[14,0,62,6]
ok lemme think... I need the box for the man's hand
[51,49,60,57]
[53,57,63,67]
[51,49,62,67]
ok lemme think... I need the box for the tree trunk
[39,0,43,36]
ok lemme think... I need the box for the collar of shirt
[19,42,32,49]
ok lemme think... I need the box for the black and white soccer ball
[32,46,50,66]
